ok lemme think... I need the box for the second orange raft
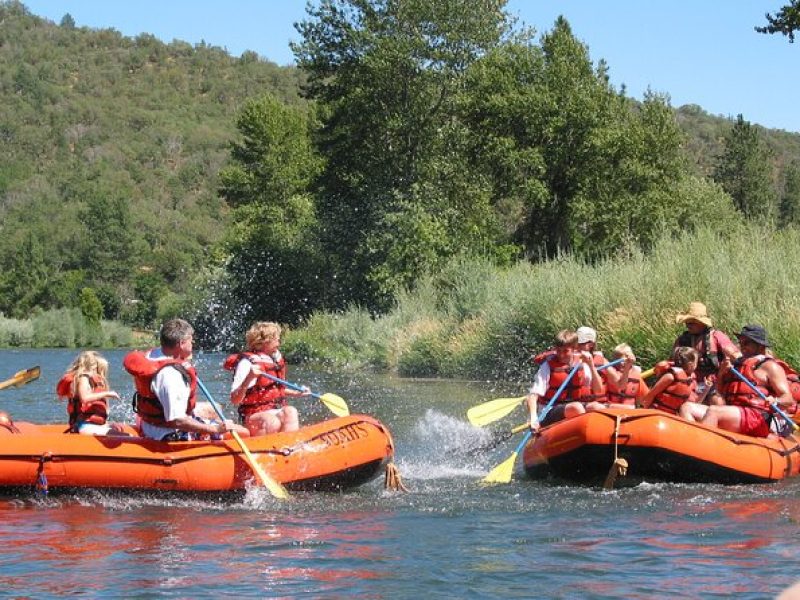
[523,408,800,485]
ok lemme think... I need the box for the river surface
[1,349,799,598]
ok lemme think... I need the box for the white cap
[576,326,597,344]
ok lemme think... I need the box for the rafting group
[524,302,799,441]
[0,318,401,497]
[51,319,320,442]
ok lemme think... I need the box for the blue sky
[21,1,800,132]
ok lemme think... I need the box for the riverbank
[285,225,800,381]
[0,308,135,348]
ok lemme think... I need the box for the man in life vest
[527,329,604,432]
[674,301,740,405]
[701,324,793,438]
[124,318,248,441]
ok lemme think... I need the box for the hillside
[2,0,800,332]
[0,1,303,322]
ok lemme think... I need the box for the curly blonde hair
[65,351,109,396]
[245,321,281,352]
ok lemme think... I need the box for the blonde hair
[65,351,109,396]
[612,343,632,360]
[554,329,578,347]
[245,321,282,351]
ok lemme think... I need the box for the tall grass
[285,225,800,383]
[0,309,133,348]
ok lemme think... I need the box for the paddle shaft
[534,361,582,426]
[261,373,319,399]
[729,365,798,430]
[196,378,290,499]
[487,362,581,481]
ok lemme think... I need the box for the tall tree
[293,0,512,310]
[218,93,324,325]
[713,115,777,222]
[756,1,800,42]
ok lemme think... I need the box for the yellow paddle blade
[320,393,350,417]
[640,367,655,379]
[467,396,526,427]
[0,366,41,391]
[482,450,519,484]
[230,431,290,500]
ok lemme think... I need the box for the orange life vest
[605,368,646,406]
[651,362,696,414]
[123,349,197,427]
[721,355,774,412]
[544,356,591,404]
[56,373,108,431]
[223,351,287,419]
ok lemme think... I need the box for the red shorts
[738,406,770,438]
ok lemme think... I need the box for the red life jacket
[771,358,800,415]
[544,356,591,404]
[721,355,774,412]
[223,351,287,419]
[123,349,197,427]
[56,373,108,431]
[606,368,645,406]
[651,362,696,414]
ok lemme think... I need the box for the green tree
[713,114,777,222]
[59,13,75,29]
[780,161,800,225]
[219,94,324,325]
[293,0,512,310]
[756,1,800,42]
[79,287,103,325]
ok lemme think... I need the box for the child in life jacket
[640,347,705,420]
[56,351,127,435]
[586,343,649,410]
[225,321,310,436]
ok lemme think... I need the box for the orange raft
[0,414,394,493]
[523,408,800,485]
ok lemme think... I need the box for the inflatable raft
[0,414,394,493]
[523,408,800,485]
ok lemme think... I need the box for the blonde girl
[56,351,125,436]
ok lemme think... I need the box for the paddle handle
[261,373,318,399]
[729,365,799,431]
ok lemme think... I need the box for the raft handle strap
[603,415,628,490]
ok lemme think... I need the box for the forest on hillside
[2,0,800,349]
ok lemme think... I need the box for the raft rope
[603,415,628,490]
[384,461,409,492]
[35,456,49,496]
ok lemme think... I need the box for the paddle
[483,362,581,484]
[260,373,349,417]
[728,365,799,432]
[196,378,290,500]
[0,366,41,391]
[467,358,624,427]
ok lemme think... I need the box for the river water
[1,349,799,598]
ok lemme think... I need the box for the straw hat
[675,302,713,328]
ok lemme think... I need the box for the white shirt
[139,348,192,440]
[529,361,593,397]
[230,352,282,391]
